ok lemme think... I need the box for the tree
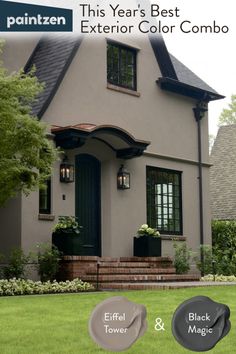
[218,94,236,126]
[0,41,58,206]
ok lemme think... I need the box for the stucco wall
[2,36,39,73]
[0,197,21,255]
[42,36,210,164]
[21,138,211,259]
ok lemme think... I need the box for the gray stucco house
[0,34,223,264]
[210,124,236,220]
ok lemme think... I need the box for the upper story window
[146,167,183,235]
[107,41,137,91]
[39,178,51,214]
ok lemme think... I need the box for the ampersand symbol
[155,317,165,331]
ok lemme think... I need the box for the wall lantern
[60,157,74,183]
[117,165,130,190]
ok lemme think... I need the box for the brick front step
[98,261,173,268]
[97,281,202,290]
[119,257,172,262]
[83,274,200,283]
[86,267,176,275]
[62,256,172,262]
[57,256,200,286]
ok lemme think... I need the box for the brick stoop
[57,256,200,289]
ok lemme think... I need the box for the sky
[157,0,236,136]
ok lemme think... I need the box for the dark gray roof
[210,125,236,220]
[170,54,218,95]
[25,35,81,118]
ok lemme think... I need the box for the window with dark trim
[39,178,51,214]
[146,167,183,235]
[107,41,137,91]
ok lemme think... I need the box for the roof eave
[157,77,225,102]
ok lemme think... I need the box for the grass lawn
[0,286,234,354]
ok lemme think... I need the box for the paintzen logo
[7,13,66,29]
[0,1,72,32]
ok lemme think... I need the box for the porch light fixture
[117,165,130,190]
[60,157,74,183]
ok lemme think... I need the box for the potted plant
[52,216,83,255]
[133,224,161,257]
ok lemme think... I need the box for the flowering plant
[52,216,82,235]
[137,224,160,237]
[0,278,93,296]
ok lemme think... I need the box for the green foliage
[173,242,192,274]
[0,278,94,296]
[0,41,58,206]
[212,220,236,275]
[218,94,236,126]
[137,224,160,237]
[53,216,83,234]
[201,274,236,282]
[34,243,61,282]
[3,248,29,279]
[194,245,214,275]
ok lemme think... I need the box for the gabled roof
[170,54,218,94]
[210,125,236,220]
[25,34,223,119]
[24,35,82,118]
[149,36,223,101]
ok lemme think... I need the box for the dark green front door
[75,154,101,256]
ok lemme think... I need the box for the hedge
[212,220,236,275]
[0,278,94,296]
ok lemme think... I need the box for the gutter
[193,101,208,276]
[157,77,225,102]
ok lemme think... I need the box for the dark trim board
[24,36,82,118]
[158,77,225,102]
[149,35,178,80]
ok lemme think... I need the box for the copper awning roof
[52,124,150,159]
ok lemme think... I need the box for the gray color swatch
[172,295,231,352]
[88,296,147,352]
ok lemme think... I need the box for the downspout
[193,100,208,275]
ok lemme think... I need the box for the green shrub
[34,243,61,282]
[201,274,236,282]
[53,216,82,234]
[212,220,236,275]
[0,278,94,296]
[194,245,214,275]
[173,242,192,274]
[3,249,29,279]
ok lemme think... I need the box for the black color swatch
[172,295,231,352]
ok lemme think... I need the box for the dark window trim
[39,178,51,215]
[107,39,140,52]
[146,166,183,236]
[107,40,137,91]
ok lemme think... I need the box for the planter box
[133,236,162,257]
[52,232,82,256]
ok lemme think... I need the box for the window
[107,42,137,91]
[39,178,51,214]
[146,167,182,235]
